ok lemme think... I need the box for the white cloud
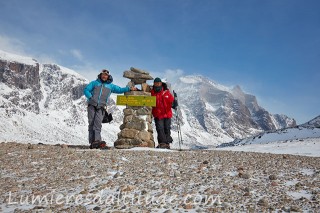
[70,49,83,61]
[0,34,57,64]
[0,34,27,55]
[149,68,184,85]
[164,69,184,80]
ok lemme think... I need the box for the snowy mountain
[0,50,124,145]
[0,50,296,147]
[300,115,320,128]
[171,75,296,146]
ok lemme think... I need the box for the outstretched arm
[111,84,131,94]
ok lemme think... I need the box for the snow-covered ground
[216,126,320,157]
[217,137,320,157]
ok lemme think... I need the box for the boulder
[130,67,150,75]
[121,128,139,139]
[123,71,153,80]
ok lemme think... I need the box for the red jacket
[151,88,174,119]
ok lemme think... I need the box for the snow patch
[217,137,320,157]
[0,50,38,66]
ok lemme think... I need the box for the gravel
[0,142,319,212]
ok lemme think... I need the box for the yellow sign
[116,95,156,107]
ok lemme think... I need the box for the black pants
[155,118,173,144]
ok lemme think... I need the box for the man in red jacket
[151,77,174,149]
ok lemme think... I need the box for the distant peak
[0,49,38,66]
[233,85,242,91]
[178,74,231,92]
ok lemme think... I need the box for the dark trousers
[155,118,173,144]
[88,105,105,144]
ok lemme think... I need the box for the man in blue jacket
[84,69,136,149]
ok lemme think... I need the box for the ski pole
[173,90,183,150]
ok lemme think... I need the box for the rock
[125,120,146,131]
[123,71,153,80]
[121,185,135,192]
[141,83,151,92]
[119,124,125,130]
[132,78,147,84]
[148,123,153,133]
[257,198,268,207]
[113,172,121,179]
[60,144,68,149]
[244,187,250,192]
[136,108,150,115]
[147,140,155,148]
[202,160,209,164]
[290,206,301,212]
[269,174,277,180]
[137,131,151,141]
[28,144,35,149]
[80,190,88,194]
[114,139,130,147]
[243,192,250,196]
[130,138,144,146]
[126,81,135,88]
[130,67,150,75]
[183,204,193,209]
[123,115,133,123]
[120,128,139,139]
[33,206,45,210]
[123,108,134,116]
[239,173,250,179]
[93,206,101,211]
[237,166,244,171]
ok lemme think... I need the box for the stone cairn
[114,67,155,149]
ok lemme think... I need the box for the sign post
[116,95,156,107]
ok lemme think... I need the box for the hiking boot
[159,143,170,149]
[90,141,107,149]
[99,141,109,149]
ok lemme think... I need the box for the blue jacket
[84,77,130,107]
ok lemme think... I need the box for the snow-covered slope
[0,50,297,147]
[301,115,320,128]
[217,137,320,157]
[216,117,320,157]
[0,50,38,66]
[218,126,320,147]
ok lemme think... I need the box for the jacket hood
[97,74,113,84]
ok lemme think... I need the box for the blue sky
[0,0,319,123]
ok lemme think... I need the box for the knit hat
[101,69,110,74]
[154,77,162,83]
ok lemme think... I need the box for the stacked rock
[114,67,155,149]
